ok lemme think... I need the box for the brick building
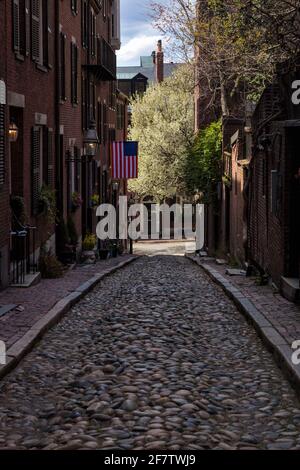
[248,59,300,300]
[0,0,126,288]
[0,1,10,288]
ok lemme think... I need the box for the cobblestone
[0,255,300,449]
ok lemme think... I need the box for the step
[0,305,17,318]
[10,272,41,288]
[281,277,300,303]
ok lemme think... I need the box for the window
[71,42,79,104]
[109,82,116,109]
[81,0,88,48]
[0,104,5,186]
[13,0,29,57]
[31,0,52,67]
[89,80,96,121]
[90,9,96,57]
[71,0,78,14]
[117,103,124,130]
[97,101,103,144]
[60,33,66,101]
[81,73,88,130]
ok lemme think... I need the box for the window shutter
[13,0,20,52]
[60,33,66,100]
[0,105,5,186]
[25,0,30,56]
[74,147,80,192]
[71,43,78,104]
[45,0,53,68]
[31,0,40,62]
[31,127,41,215]
[47,128,54,187]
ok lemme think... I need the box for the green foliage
[128,64,194,200]
[39,185,57,224]
[39,250,64,279]
[67,216,78,246]
[82,233,97,251]
[186,120,222,206]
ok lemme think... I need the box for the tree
[186,120,222,204]
[128,64,195,201]
[151,0,300,116]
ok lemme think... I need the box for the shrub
[82,233,97,251]
[39,251,64,279]
[39,186,57,224]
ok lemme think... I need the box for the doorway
[287,127,300,278]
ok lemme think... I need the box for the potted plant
[90,193,100,208]
[98,239,109,260]
[82,233,97,264]
[71,192,83,212]
[109,240,118,258]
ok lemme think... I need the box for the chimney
[155,40,164,84]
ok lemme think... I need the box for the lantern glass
[9,122,19,142]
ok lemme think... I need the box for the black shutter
[71,0,78,14]
[13,0,20,52]
[0,105,5,186]
[74,147,80,192]
[25,0,30,56]
[31,0,40,62]
[60,33,66,100]
[31,127,41,215]
[47,128,54,187]
[71,43,78,104]
[45,0,53,68]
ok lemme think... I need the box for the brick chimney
[155,40,164,84]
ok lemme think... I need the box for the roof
[116,72,148,80]
[117,62,180,84]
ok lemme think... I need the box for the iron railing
[10,226,37,285]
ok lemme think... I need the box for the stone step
[281,277,300,303]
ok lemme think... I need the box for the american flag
[111,141,138,180]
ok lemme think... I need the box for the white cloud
[117,34,160,66]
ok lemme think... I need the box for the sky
[117,0,166,67]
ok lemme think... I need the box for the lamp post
[83,119,99,158]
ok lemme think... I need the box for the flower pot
[82,250,96,264]
[99,249,109,260]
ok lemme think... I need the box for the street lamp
[8,121,19,143]
[83,119,99,158]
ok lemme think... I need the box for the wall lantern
[8,121,19,143]
[83,119,99,158]
[112,181,119,191]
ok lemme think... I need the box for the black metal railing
[10,226,37,285]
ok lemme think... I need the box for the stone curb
[0,256,138,381]
[186,254,300,394]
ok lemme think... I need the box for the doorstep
[281,277,300,303]
[10,272,41,288]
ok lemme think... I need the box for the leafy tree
[128,64,195,201]
[186,120,222,204]
[151,0,300,115]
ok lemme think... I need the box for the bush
[82,233,97,251]
[39,251,64,279]
[39,185,57,224]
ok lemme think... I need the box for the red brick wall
[6,0,56,251]
[0,1,10,287]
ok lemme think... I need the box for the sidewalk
[0,255,136,350]
[186,254,300,391]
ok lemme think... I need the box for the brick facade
[0,0,126,287]
[0,1,10,288]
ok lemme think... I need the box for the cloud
[117,0,165,66]
[117,34,159,66]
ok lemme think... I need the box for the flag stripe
[111,142,138,180]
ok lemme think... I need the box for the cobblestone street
[1,253,300,450]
